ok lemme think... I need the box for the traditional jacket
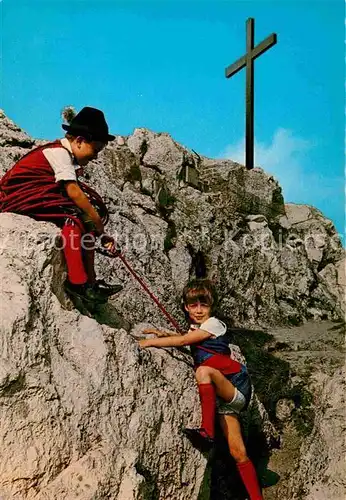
[0,141,108,231]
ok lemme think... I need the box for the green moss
[157,187,176,208]
[286,384,315,437]
[125,163,142,183]
[287,315,302,327]
[140,186,152,196]
[229,328,291,419]
[163,221,177,252]
[292,408,315,436]
[197,464,212,500]
[229,328,315,437]
[135,462,159,500]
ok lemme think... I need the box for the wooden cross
[225,18,277,170]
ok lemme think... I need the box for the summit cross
[225,18,277,170]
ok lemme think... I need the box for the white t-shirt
[43,138,78,183]
[192,317,227,337]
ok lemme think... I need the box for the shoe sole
[64,287,108,305]
[97,285,123,297]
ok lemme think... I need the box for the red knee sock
[82,232,96,284]
[198,383,216,438]
[61,223,88,285]
[236,459,263,500]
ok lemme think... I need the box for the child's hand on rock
[139,339,153,348]
[142,328,165,337]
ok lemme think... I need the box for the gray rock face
[290,367,346,500]
[0,111,344,499]
[0,213,279,500]
[102,128,345,327]
[0,111,37,180]
[0,214,207,499]
[265,321,346,500]
[0,112,344,329]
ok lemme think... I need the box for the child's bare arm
[64,181,104,235]
[139,328,211,348]
[142,328,180,337]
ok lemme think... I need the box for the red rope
[0,175,109,231]
[97,248,183,333]
[0,140,109,230]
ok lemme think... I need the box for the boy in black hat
[0,106,122,303]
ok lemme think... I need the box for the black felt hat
[62,106,115,142]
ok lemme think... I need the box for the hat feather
[61,106,77,125]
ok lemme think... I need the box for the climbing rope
[96,247,194,365]
[96,247,184,333]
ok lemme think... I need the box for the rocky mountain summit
[0,110,344,499]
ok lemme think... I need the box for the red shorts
[199,354,242,376]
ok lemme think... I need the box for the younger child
[139,279,263,500]
[0,106,122,303]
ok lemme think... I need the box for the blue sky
[1,0,344,237]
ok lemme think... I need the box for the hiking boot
[94,279,123,297]
[64,281,108,304]
[183,428,214,453]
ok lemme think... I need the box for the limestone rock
[289,367,346,500]
[265,321,346,500]
[0,111,38,179]
[0,111,344,500]
[1,111,343,327]
[0,213,280,500]
[0,213,207,499]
